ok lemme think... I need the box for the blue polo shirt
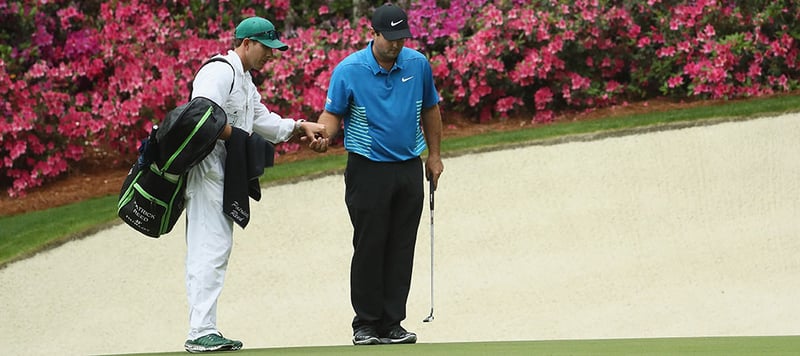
[325,41,440,162]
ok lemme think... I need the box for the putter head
[423,314,434,323]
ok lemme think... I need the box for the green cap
[235,17,288,51]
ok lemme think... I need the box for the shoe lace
[197,333,228,345]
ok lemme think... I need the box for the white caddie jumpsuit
[184,50,295,340]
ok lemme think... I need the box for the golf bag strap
[187,56,235,98]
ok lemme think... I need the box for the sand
[1,113,799,356]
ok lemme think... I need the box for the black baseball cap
[371,4,412,40]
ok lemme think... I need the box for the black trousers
[345,153,424,333]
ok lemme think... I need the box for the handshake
[295,119,331,153]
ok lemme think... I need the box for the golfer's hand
[309,136,330,153]
[425,155,444,190]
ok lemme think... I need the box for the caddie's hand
[299,122,329,151]
[298,122,327,139]
[218,124,233,140]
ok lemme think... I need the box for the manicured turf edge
[117,335,800,355]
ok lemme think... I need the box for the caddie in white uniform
[182,16,327,353]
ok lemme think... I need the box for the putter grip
[429,180,434,210]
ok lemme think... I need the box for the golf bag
[118,96,228,238]
[117,157,187,238]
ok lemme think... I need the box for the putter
[423,179,435,323]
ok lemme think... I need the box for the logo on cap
[371,4,412,40]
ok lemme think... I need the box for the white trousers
[184,143,233,340]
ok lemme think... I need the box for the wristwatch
[294,119,306,135]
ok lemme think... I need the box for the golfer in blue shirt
[312,3,444,346]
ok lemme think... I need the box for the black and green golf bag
[118,96,227,238]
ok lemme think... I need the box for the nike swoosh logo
[402,76,414,82]
[391,20,404,27]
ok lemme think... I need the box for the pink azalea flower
[656,46,676,58]
[570,73,591,90]
[533,110,554,123]
[495,97,520,113]
[536,24,550,42]
[534,87,553,110]
[704,24,716,37]
[629,24,641,38]
[667,75,684,88]
[606,80,621,92]
[561,84,572,103]
[57,6,85,29]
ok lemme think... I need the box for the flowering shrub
[423,0,799,123]
[261,16,373,122]
[1,0,798,197]
[0,0,283,196]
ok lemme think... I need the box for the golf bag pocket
[118,163,186,238]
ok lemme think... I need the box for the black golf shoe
[380,326,417,344]
[352,325,380,345]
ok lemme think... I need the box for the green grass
[118,336,800,355]
[0,194,118,265]
[2,94,800,269]
[442,94,800,153]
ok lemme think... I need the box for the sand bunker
[1,114,799,355]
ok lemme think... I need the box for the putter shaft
[424,179,435,322]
